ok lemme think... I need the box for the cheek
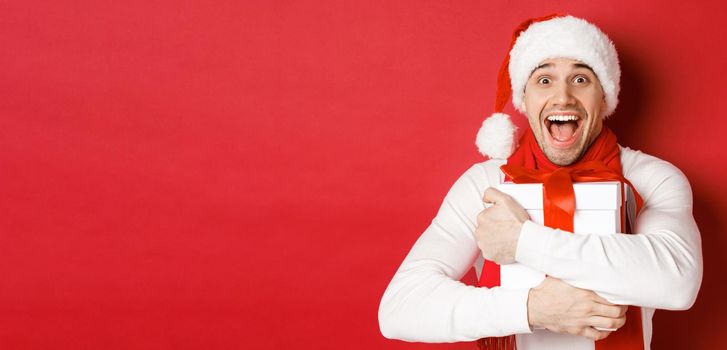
[577,90,603,112]
[527,118,540,132]
[523,94,547,117]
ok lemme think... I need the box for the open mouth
[543,114,584,148]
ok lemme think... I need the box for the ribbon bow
[500,160,644,232]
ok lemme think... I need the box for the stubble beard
[535,133,586,166]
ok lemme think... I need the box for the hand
[475,187,529,264]
[527,277,628,341]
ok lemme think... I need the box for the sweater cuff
[490,287,533,335]
[515,220,556,271]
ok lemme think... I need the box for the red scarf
[476,126,645,350]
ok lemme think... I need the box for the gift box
[496,179,625,290]
[493,175,637,348]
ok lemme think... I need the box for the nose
[550,80,577,107]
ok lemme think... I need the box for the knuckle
[577,327,590,337]
[587,329,607,341]
[484,187,495,199]
[611,305,625,317]
[619,305,628,315]
[579,290,594,299]
[476,211,488,225]
[579,303,594,315]
[607,319,618,329]
[602,305,615,317]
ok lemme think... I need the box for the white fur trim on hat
[509,15,621,118]
[475,113,518,159]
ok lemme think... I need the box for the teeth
[546,115,579,122]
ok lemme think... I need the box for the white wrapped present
[492,176,636,350]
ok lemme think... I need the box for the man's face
[521,57,607,166]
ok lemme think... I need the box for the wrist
[511,220,526,262]
[526,287,540,328]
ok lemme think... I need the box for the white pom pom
[475,113,518,159]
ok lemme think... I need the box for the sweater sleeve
[378,163,534,342]
[514,156,703,311]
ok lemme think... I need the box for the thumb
[483,187,508,204]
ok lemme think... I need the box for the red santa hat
[475,14,621,159]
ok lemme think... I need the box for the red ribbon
[501,160,644,231]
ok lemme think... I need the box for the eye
[537,77,551,85]
[573,75,589,84]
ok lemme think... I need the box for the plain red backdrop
[2,0,726,349]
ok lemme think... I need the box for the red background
[2,1,726,349]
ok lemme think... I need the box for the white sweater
[378,146,703,349]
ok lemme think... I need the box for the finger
[617,305,628,317]
[483,187,507,204]
[579,327,611,341]
[591,303,628,318]
[588,291,615,305]
[587,315,626,331]
[589,293,627,315]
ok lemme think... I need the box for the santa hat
[475,14,621,159]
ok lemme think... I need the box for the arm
[514,161,703,310]
[378,164,533,342]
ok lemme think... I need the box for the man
[378,14,702,350]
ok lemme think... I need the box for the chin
[544,138,589,165]
[545,150,580,166]
[539,113,590,166]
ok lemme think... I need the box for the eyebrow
[530,62,596,75]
